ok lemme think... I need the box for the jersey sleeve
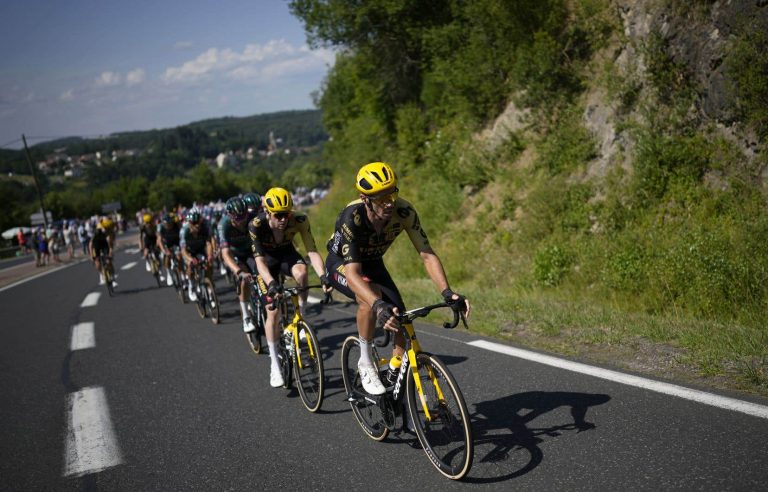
[218,219,230,249]
[294,214,318,253]
[247,217,265,257]
[179,224,188,247]
[400,203,431,253]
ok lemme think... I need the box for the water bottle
[386,355,402,386]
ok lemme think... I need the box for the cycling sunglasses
[369,187,398,205]
[273,212,291,220]
[229,212,248,222]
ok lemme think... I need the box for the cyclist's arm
[419,249,471,317]
[296,217,326,279]
[306,251,327,280]
[220,247,240,274]
[254,255,277,287]
[106,235,114,257]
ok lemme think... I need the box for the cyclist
[90,219,115,286]
[249,187,332,387]
[325,162,470,395]
[139,213,161,277]
[180,208,214,302]
[158,213,182,286]
[219,196,260,334]
[210,208,227,276]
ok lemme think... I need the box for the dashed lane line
[63,386,123,477]
[467,339,768,420]
[70,322,95,351]
[80,292,101,308]
[120,262,137,271]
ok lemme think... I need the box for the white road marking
[307,295,321,304]
[468,339,768,420]
[70,322,95,351]
[124,248,140,254]
[120,262,137,271]
[80,293,101,307]
[63,386,123,477]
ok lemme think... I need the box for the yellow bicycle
[340,301,473,480]
[270,284,328,413]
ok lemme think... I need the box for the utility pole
[22,134,49,230]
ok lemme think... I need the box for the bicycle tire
[194,278,206,319]
[105,271,114,296]
[293,321,324,412]
[205,278,220,324]
[340,336,389,441]
[406,352,473,480]
[245,300,265,354]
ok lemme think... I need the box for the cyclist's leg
[236,255,256,332]
[326,254,386,393]
[262,259,284,382]
[372,266,407,357]
[282,248,308,314]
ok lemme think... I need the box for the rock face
[654,0,767,123]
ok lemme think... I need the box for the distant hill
[0,109,326,172]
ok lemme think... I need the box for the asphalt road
[1,248,767,490]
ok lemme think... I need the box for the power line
[0,137,23,149]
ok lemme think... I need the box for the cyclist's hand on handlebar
[442,288,471,319]
[267,279,283,299]
[237,270,252,283]
[373,299,400,332]
[320,274,334,294]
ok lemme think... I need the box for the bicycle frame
[278,289,317,371]
[380,322,445,422]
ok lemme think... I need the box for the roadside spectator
[77,221,89,256]
[38,229,49,266]
[30,230,40,266]
[16,229,26,255]
[64,221,77,259]
[49,228,62,263]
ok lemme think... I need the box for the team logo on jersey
[353,211,361,226]
[342,244,350,256]
[397,207,410,219]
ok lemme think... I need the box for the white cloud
[60,89,74,101]
[95,71,122,87]
[125,68,146,87]
[162,40,333,84]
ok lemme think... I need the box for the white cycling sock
[268,341,280,369]
[358,337,374,367]
[240,301,249,320]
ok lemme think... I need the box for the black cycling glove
[320,274,331,289]
[372,299,397,331]
[441,288,467,310]
[267,280,282,298]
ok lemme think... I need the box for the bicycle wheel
[105,267,114,297]
[194,279,206,319]
[340,336,389,441]
[204,278,220,324]
[406,352,473,480]
[293,321,324,412]
[245,300,265,354]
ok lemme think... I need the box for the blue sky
[0,0,334,148]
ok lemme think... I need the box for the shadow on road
[465,391,610,483]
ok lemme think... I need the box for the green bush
[533,244,571,287]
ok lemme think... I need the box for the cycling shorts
[325,252,405,311]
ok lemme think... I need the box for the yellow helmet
[263,187,293,213]
[356,162,397,195]
[100,218,114,230]
[143,213,152,224]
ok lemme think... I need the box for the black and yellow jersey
[327,198,431,264]
[248,212,317,257]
